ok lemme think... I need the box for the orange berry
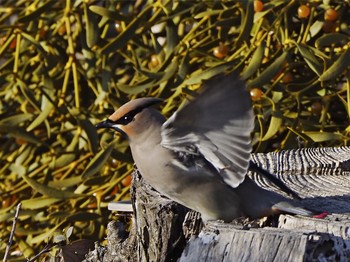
[15,137,27,145]
[33,128,44,137]
[311,102,322,115]
[262,57,269,64]
[2,195,16,208]
[322,20,336,33]
[298,5,310,19]
[121,175,132,187]
[250,88,264,101]
[254,1,264,12]
[148,54,160,68]
[0,36,6,45]
[273,71,283,82]
[39,27,46,38]
[110,158,119,168]
[94,190,104,200]
[9,38,16,49]
[282,72,293,84]
[58,24,66,36]
[115,21,123,33]
[87,202,97,209]
[111,185,119,195]
[324,9,338,21]
[213,43,228,59]
[2,198,11,208]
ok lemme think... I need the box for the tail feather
[272,201,315,217]
[249,161,301,200]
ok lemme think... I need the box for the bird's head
[96,97,164,139]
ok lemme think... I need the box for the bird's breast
[130,142,179,189]
[129,141,248,221]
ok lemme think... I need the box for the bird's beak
[96,119,114,129]
[96,119,128,138]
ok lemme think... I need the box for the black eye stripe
[117,112,135,125]
[110,108,144,126]
[108,98,163,126]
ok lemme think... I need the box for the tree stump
[84,147,350,262]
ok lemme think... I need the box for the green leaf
[178,51,190,80]
[21,197,61,209]
[253,9,270,23]
[29,220,65,245]
[79,118,99,154]
[21,31,48,58]
[83,175,111,186]
[242,43,265,80]
[309,20,324,38]
[18,239,34,258]
[118,58,179,94]
[26,95,53,132]
[0,124,42,145]
[262,115,283,141]
[247,51,288,88]
[84,2,99,48]
[49,211,70,219]
[48,176,82,188]
[82,140,117,179]
[66,226,74,239]
[9,163,26,176]
[17,79,40,111]
[315,33,349,49]
[117,79,156,95]
[0,34,16,56]
[100,5,153,54]
[319,49,350,81]
[0,113,33,125]
[183,62,234,86]
[89,5,129,21]
[166,20,179,54]
[235,0,254,47]
[17,0,56,23]
[22,173,84,199]
[303,131,342,142]
[296,44,323,76]
[50,153,76,169]
[54,234,66,243]
[194,10,222,19]
[0,211,12,222]
[50,131,80,168]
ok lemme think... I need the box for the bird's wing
[161,72,254,188]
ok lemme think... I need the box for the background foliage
[0,0,349,260]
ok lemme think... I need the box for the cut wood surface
[84,147,350,262]
[180,214,350,262]
[251,147,350,214]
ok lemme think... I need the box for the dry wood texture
[84,147,350,262]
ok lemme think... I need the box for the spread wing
[161,72,254,188]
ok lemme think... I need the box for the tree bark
[84,147,350,262]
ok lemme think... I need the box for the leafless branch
[3,202,21,262]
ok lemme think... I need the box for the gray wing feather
[161,72,254,188]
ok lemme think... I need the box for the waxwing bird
[96,72,314,222]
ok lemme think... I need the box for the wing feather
[161,72,254,188]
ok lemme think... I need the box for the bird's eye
[117,113,134,125]
[117,107,143,125]
[124,115,132,122]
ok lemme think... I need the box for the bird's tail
[249,161,301,200]
[272,201,315,217]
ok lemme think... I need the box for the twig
[26,243,57,262]
[3,202,22,262]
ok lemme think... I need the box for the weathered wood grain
[84,147,350,262]
[179,219,350,262]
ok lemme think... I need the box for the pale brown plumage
[96,72,313,222]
